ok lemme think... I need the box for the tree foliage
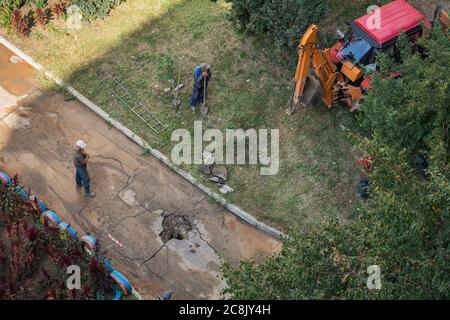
[225,0,327,49]
[223,27,450,299]
[360,28,450,163]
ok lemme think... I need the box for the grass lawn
[2,0,364,232]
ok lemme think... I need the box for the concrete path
[0,44,281,299]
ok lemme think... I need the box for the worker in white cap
[73,139,96,197]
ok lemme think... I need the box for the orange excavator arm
[287,24,343,114]
[291,24,319,107]
[287,24,363,115]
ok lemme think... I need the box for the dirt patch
[159,213,193,243]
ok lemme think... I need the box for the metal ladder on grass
[97,71,168,134]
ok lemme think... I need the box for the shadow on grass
[27,0,361,232]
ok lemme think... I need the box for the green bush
[26,0,46,9]
[73,0,124,22]
[223,27,450,299]
[226,0,327,49]
[360,28,450,162]
[0,0,24,29]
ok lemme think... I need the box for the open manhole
[159,213,193,243]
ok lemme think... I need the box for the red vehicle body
[286,0,448,114]
[329,0,427,85]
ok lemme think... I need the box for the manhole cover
[159,213,192,243]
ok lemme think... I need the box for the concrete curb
[0,35,285,242]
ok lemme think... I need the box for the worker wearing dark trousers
[190,63,212,112]
[73,139,96,198]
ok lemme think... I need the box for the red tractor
[286,0,449,114]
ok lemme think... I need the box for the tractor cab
[330,0,426,84]
[336,30,375,66]
[287,0,448,114]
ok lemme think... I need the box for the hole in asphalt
[159,213,193,243]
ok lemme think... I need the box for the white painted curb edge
[0,36,285,241]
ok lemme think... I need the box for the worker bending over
[190,63,212,112]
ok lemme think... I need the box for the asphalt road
[0,43,281,300]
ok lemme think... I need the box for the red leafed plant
[47,288,57,300]
[1,177,118,300]
[88,257,100,276]
[26,227,39,242]
[0,283,8,299]
[81,284,92,299]
[0,241,6,265]
[51,1,67,19]
[35,8,50,28]
[11,10,31,37]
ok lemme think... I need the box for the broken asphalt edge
[0,33,285,244]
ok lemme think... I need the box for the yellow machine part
[286,24,364,115]
[340,61,363,83]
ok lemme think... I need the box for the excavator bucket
[300,74,322,108]
[286,73,321,115]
